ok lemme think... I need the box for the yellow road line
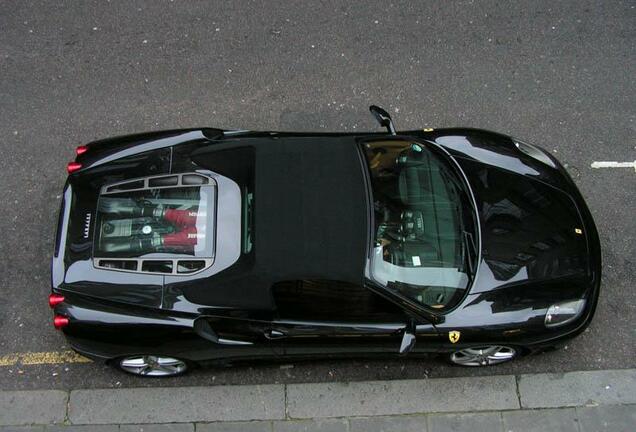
[0,350,92,366]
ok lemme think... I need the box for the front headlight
[514,139,556,168]
[545,299,586,328]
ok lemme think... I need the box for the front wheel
[448,345,517,366]
[116,355,189,377]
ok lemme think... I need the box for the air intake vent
[98,259,138,271]
[94,258,213,275]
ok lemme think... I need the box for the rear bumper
[65,336,117,362]
[53,292,264,364]
[54,292,203,361]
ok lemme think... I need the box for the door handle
[264,329,286,340]
[217,337,254,346]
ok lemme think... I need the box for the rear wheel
[117,355,189,377]
[448,345,517,366]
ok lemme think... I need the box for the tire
[115,354,190,377]
[448,345,518,366]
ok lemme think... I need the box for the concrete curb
[69,384,286,424]
[286,375,519,418]
[0,390,68,426]
[1,369,634,427]
[518,368,636,408]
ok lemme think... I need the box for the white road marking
[591,161,636,172]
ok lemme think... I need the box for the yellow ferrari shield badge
[449,331,461,344]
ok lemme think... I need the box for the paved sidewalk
[1,369,634,431]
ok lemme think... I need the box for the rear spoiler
[74,128,222,171]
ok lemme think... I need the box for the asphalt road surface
[0,0,634,390]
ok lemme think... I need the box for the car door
[268,319,407,358]
[193,315,284,361]
[267,279,438,359]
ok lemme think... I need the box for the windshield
[362,139,477,311]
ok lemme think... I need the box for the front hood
[458,158,590,294]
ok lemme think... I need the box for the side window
[272,279,407,322]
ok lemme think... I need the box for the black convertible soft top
[182,135,370,310]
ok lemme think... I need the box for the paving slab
[518,369,636,408]
[427,412,502,432]
[0,391,68,426]
[119,424,194,432]
[45,426,118,432]
[287,375,519,418]
[272,418,348,432]
[576,405,636,432]
[196,421,272,432]
[349,415,428,432]
[502,408,579,432]
[0,427,45,432]
[68,384,285,424]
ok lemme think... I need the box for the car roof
[174,135,370,311]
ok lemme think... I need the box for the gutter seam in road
[514,374,522,408]
[284,383,289,420]
[64,390,70,425]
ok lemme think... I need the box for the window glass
[191,146,255,258]
[361,140,477,311]
[272,279,406,322]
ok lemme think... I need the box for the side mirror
[369,105,397,135]
[399,328,416,355]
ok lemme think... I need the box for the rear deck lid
[93,173,216,275]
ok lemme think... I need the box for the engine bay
[94,178,215,260]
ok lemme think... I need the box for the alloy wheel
[119,355,187,376]
[449,346,516,366]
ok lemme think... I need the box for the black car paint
[51,127,601,366]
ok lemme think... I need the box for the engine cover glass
[94,179,215,260]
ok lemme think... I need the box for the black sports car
[51,106,601,376]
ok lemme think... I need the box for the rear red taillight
[67,161,82,174]
[53,315,69,330]
[75,145,88,156]
[48,293,65,308]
